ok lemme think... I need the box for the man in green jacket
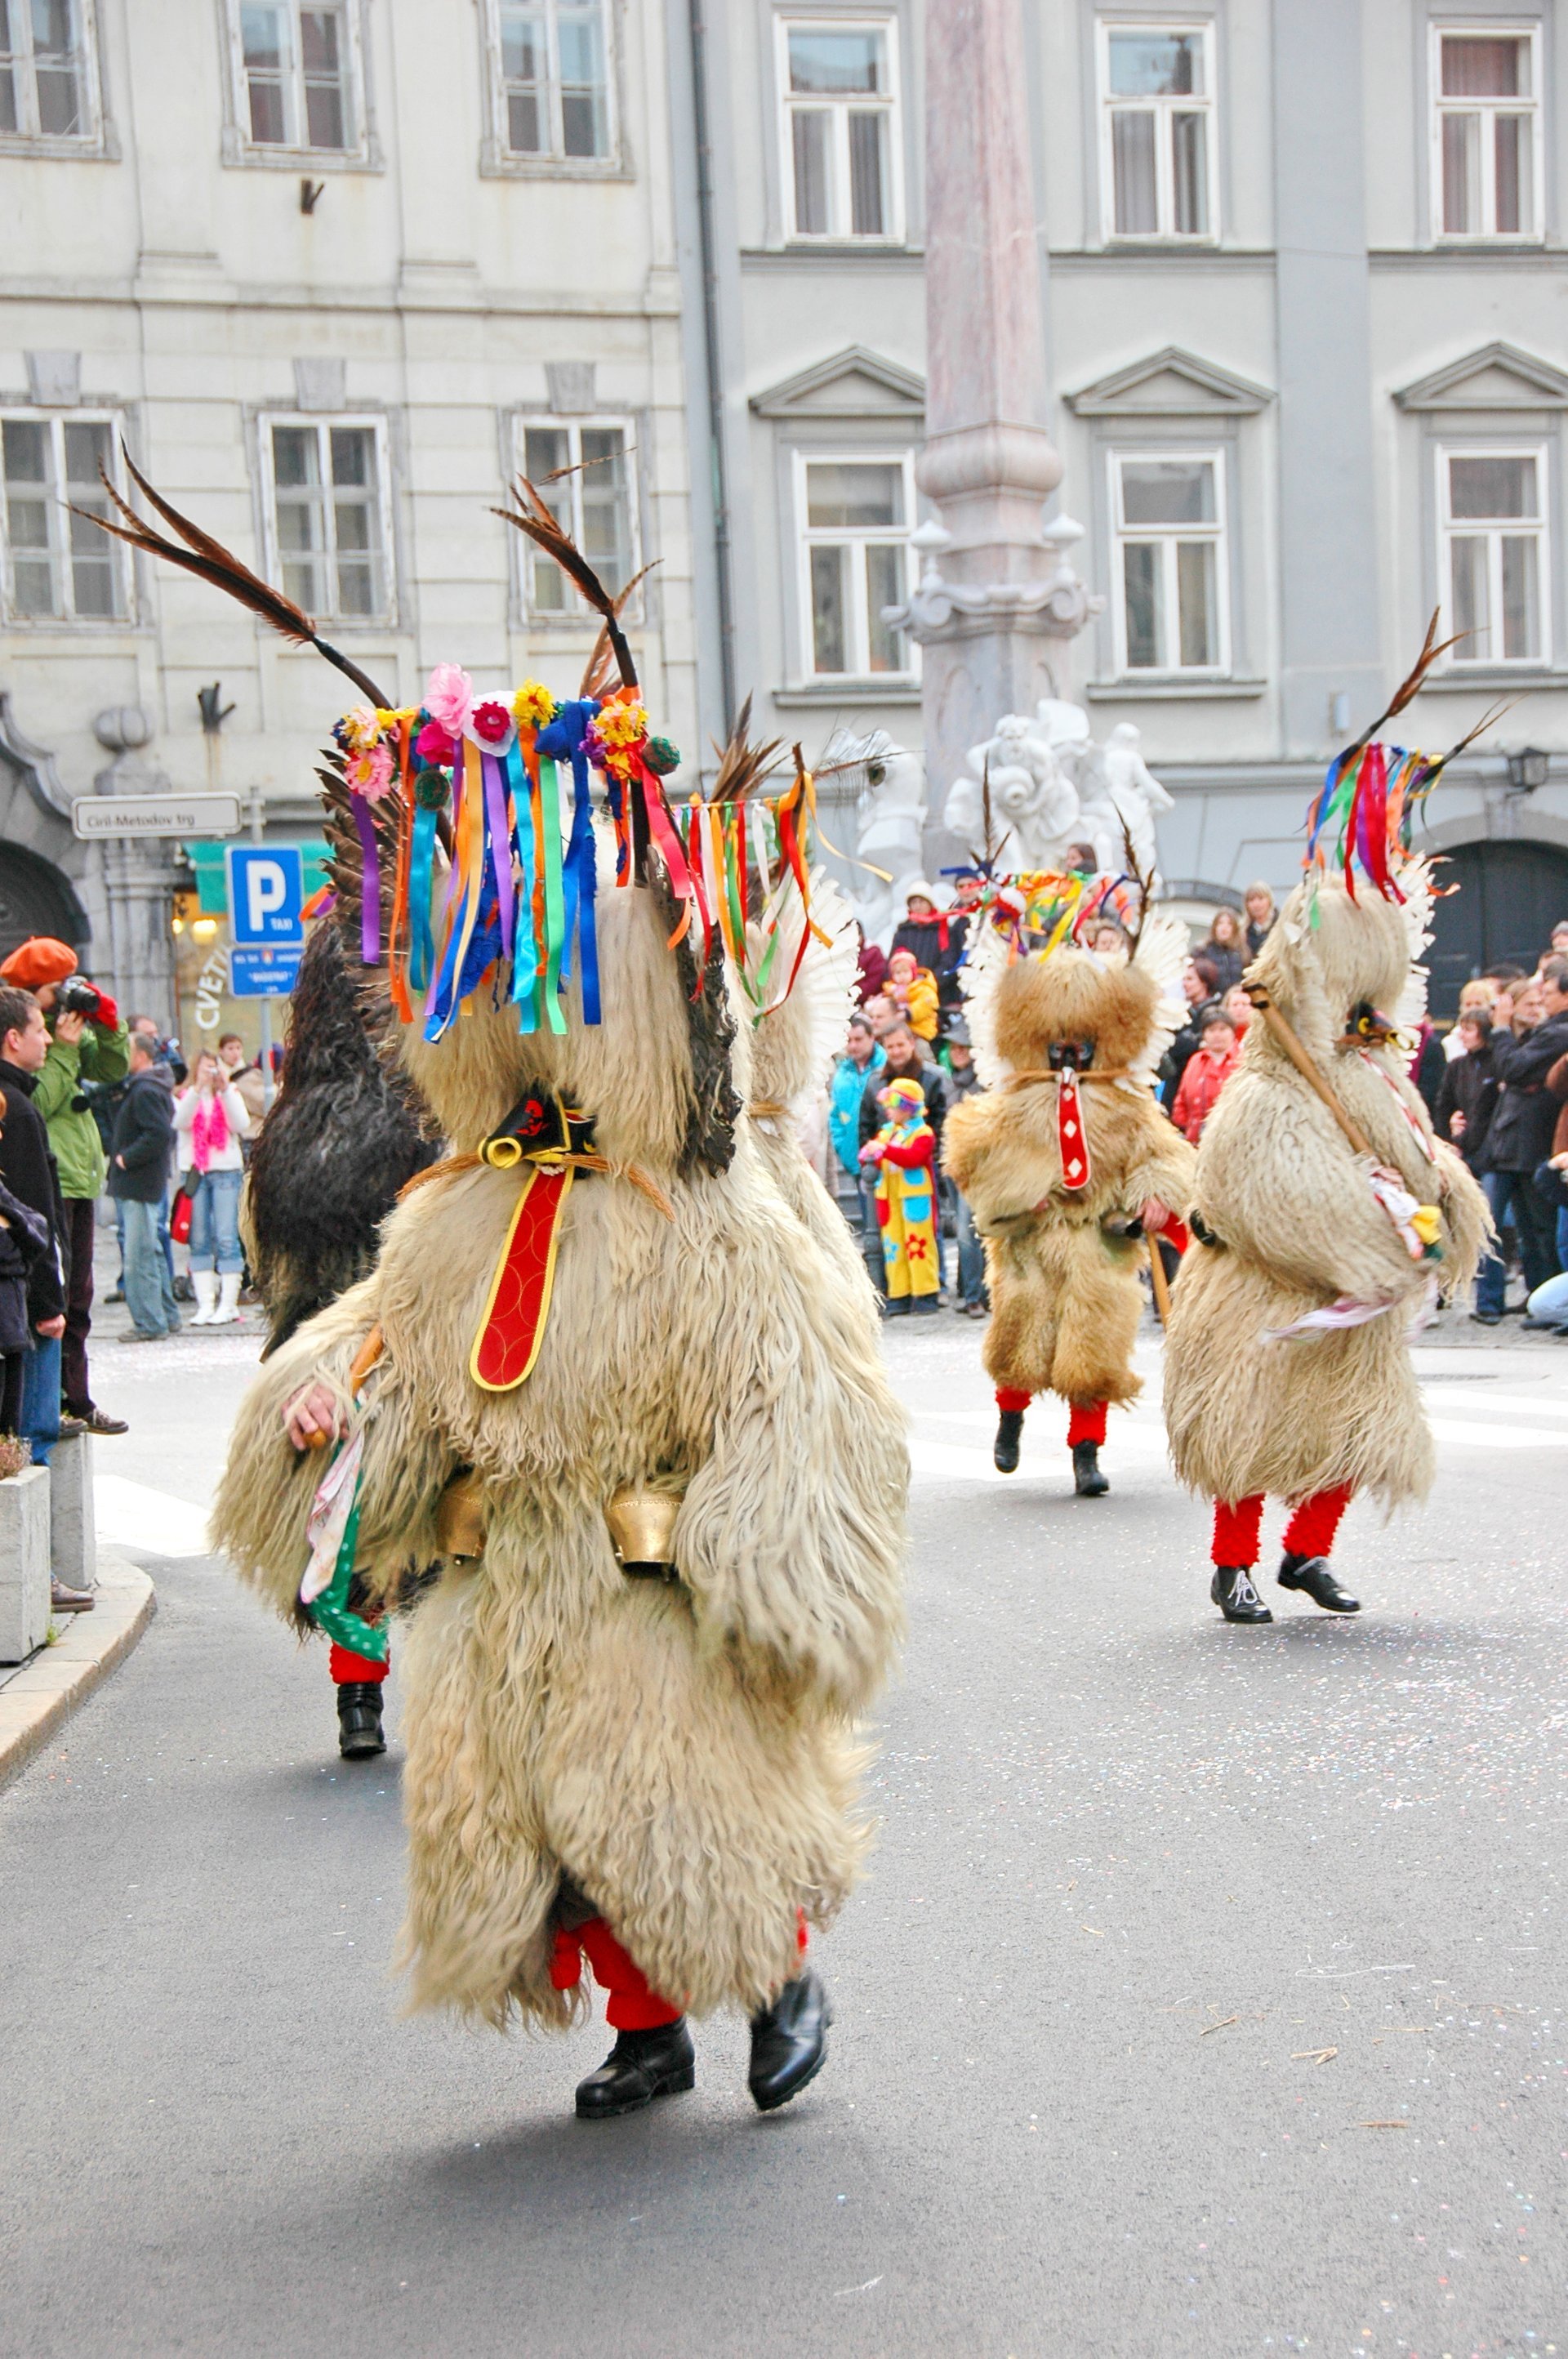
[0,937,131,1435]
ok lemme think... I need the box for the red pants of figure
[1211,1486,1352,1568]
[329,1642,389,1687]
[550,1912,808,2031]
[995,1390,1107,1449]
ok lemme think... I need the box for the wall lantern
[1505,746,1550,793]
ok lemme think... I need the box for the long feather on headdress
[494,476,639,689]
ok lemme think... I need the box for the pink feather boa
[190,1090,229,1173]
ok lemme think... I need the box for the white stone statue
[942,711,1082,873]
[1100,721,1174,877]
[817,725,928,949]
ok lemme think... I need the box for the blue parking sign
[227,844,305,947]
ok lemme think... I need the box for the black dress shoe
[575,2018,695,2119]
[1469,1309,1502,1327]
[993,1408,1023,1472]
[1278,1553,1360,1613]
[336,1681,386,1759]
[1211,1564,1273,1623]
[748,1969,831,2112]
[1072,1440,1109,1496]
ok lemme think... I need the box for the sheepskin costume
[212,830,906,2032]
[942,907,1196,1480]
[1164,872,1489,1527]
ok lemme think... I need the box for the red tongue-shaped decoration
[1058,1067,1090,1193]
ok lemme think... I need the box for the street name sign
[227,844,305,947]
[229,945,303,998]
[73,792,242,841]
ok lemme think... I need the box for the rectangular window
[0,415,125,622]
[1110,449,1227,674]
[495,0,611,163]
[235,0,354,152]
[797,453,914,676]
[1099,20,1216,240]
[779,16,902,242]
[265,418,390,619]
[1440,444,1548,664]
[0,0,92,140]
[1432,25,1541,240]
[519,420,637,616]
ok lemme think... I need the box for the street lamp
[1506,746,1550,793]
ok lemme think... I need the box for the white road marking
[94,1475,212,1559]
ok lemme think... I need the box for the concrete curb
[0,1548,156,1794]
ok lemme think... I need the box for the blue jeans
[122,1197,180,1336]
[859,1179,886,1298]
[114,1188,175,1286]
[1527,1270,1568,1323]
[20,1332,60,1467]
[188,1168,243,1275]
[1476,1168,1559,1313]
[954,1188,987,1306]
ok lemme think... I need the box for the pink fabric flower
[424,663,474,737]
[416,719,455,765]
[345,742,395,801]
[471,698,512,745]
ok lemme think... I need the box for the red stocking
[328,1643,389,1684]
[1281,1485,1352,1561]
[553,1915,683,2031]
[1212,1495,1264,1567]
[996,1387,1031,1416]
[1067,1399,1107,1449]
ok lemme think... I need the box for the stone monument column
[887,0,1098,870]
[89,708,180,1024]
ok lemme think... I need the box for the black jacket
[1200,943,1245,992]
[1434,1041,1499,1171]
[1160,1013,1206,1109]
[108,1067,176,1204]
[1483,1013,1568,1172]
[0,1058,66,1326]
[890,911,969,1014]
[859,1055,950,1150]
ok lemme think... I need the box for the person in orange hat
[859,1073,941,1313]
[0,937,130,1438]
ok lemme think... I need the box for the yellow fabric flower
[595,698,648,749]
[512,680,556,728]
[339,704,382,751]
[1409,1203,1442,1248]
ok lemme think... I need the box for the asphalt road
[2,1303,1565,2358]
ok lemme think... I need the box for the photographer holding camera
[0,937,131,1438]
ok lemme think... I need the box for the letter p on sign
[246,861,287,931]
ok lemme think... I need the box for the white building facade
[0,0,700,1028]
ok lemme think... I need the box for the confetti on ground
[1200,2016,1238,2036]
[1292,2047,1339,2064]
[1356,2120,1409,2130]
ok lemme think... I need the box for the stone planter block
[0,1466,51,1663]
[49,1430,95,1593]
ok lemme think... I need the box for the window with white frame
[0,0,96,140]
[264,418,390,619]
[519,421,637,616]
[1431,25,1541,240]
[492,0,612,163]
[796,453,914,677]
[1439,445,1548,664]
[779,17,902,242]
[1098,21,1216,240]
[1110,449,1227,673]
[234,0,357,153]
[0,415,126,622]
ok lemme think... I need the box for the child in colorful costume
[860,1075,941,1313]
[942,880,1196,1494]
[1163,650,1491,1622]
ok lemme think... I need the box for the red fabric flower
[416,720,455,765]
[472,699,512,744]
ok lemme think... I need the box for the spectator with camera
[0,938,130,1437]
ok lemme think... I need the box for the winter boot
[1072,1441,1110,1497]
[336,1682,386,1759]
[211,1273,242,1327]
[189,1270,219,1325]
[748,1970,831,2112]
[993,1409,1024,1472]
[1210,1565,1273,1624]
[1278,1554,1360,1613]
[575,2019,696,2120]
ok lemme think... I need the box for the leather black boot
[575,2018,695,2120]
[336,1682,386,1759]
[1072,1441,1109,1497]
[993,1408,1023,1472]
[1278,1553,1360,1613]
[1210,1565,1273,1624]
[749,1970,831,2112]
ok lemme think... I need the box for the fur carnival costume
[942,878,1196,1487]
[88,463,906,2111]
[1162,646,1493,1621]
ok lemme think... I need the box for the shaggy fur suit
[942,952,1196,1411]
[212,837,907,2031]
[1163,879,1490,1517]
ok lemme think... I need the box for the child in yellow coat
[860,1075,940,1316]
[886,948,940,1041]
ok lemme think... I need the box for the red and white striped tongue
[1058,1067,1091,1193]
